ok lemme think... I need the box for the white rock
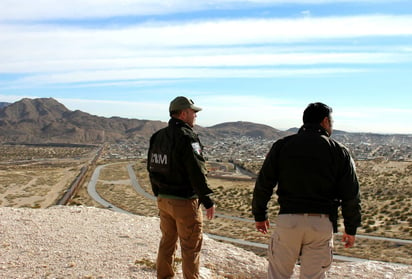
[0,206,410,279]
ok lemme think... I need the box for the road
[87,163,412,263]
[87,164,132,215]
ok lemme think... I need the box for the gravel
[0,206,410,279]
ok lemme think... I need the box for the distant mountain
[0,102,10,109]
[207,121,287,139]
[1,98,410,147]
[0,98,287,144]
[0,98,166,144]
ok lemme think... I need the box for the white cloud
[2,15,411,52]
[57,97,168,120]
[0,0,199,21]
[331,106,412,134]
[1,52,408,74]
[2,15,412,56]
[9,68,363,87]
[0,0,395,21]
[0,94,35,103]
[1,14,411,86]
[194,94,303,129]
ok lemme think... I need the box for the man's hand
[206,205,215,220]
[255,220,270,234]
[342,232,356,248]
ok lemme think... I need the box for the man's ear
[181,109,188,117]
[320,116,329,129]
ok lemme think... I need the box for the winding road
[87,163,412,263]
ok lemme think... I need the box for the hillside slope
[0,206,410,279]
[0,98,287,144]
[0,98,166,143]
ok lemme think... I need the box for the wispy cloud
[3,15,412,50]
[1,14,411,87]
[1,52,408,73]
[0,0,398,21]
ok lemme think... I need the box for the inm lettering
[151,153,167,165]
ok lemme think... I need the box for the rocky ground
[1,206,411,279]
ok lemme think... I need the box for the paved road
[87,164,132,215]
[87,163,412,263]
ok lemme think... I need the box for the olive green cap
[169,96,202,113]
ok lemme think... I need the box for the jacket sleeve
[252,140,281,222]
[181,133,214,209]
[336,145,362,235]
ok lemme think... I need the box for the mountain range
[0,98,286,144]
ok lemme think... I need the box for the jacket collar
[169,117,192,130]
[298,123,330,137]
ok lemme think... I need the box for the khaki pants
[157,197,203,279]
[268,214,333,279]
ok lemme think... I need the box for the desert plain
[0,144,411,266]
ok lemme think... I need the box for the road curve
[87,163,412,263]
[87,164,132,215]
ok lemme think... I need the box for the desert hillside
[1,206,411,279]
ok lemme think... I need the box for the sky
[1,0,412,134]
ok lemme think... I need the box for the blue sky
[1,0,411,134]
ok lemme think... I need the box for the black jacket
[252,124,361,235]
[147,117,214,209]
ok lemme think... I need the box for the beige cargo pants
[268,214,333,279]
[156,197,203,279]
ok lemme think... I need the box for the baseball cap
[169,96,202,113]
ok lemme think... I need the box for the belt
[293,213,329,218]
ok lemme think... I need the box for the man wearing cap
[147,96,215,279]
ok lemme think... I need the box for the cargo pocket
[268,231,280,258]
[321,248,333,271]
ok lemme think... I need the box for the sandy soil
[0,162,82,208]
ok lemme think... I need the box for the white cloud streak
[1,52,408,74]
[12,68,364,86]
[2,15,412,52]
[0,0,398,21]
[0,15,411,86]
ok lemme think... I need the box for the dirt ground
[0,144,96,207]
[0,162,82,208]
[1,147,411,265]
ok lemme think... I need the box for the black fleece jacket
[147,118,214,209]
[252,124,361,235]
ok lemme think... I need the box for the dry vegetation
[1,145,411,266]
[0,145,96,208]
[73,159,412,265]
[239,159,412,239]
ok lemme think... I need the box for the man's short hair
[303,102,332,124]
